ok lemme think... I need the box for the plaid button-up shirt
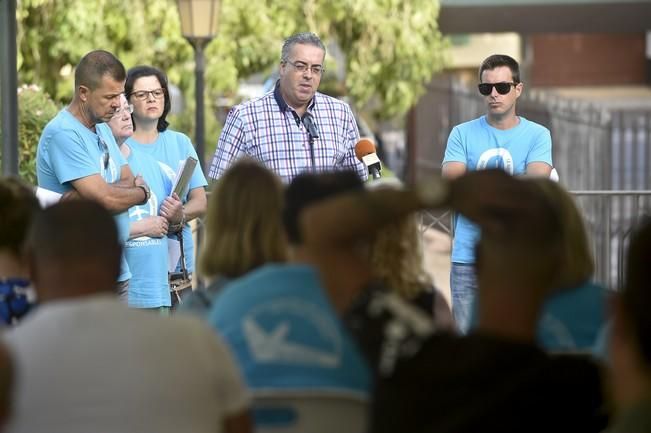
[208,83,368,183]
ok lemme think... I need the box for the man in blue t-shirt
[442,54,553,333]
[36,50,151,295]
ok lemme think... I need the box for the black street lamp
[176,0,220,175]
[1,0,19,177]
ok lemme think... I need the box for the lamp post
[176,0,220,175]
[1,0,18,176]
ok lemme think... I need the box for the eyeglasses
[478,82,517,96]
[285,60,324,76]
[130,88,165,101]
[97,137,110,170]
[113,104,134,117]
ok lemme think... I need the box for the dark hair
[0,177,40,256]
[26,200,121,281]
[479,54,521,84]
[283,171,363,245]
[74,50,126,90]
[125,65,171,132]
[622,217,651,363]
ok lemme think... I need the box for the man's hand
[160,193,184,224]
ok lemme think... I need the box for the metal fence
[411,76,651,288]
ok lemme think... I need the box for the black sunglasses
[478,82,516,96]
[97,137,110,170]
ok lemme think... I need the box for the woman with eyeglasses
[125,66,208,300]
[108,95,174,311]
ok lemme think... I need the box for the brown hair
[530,178,594,290]
[199,159,287,279]
[367,180,432,300]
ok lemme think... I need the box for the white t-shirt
[3,294,249,433]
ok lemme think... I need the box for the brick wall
[530,33,647,86]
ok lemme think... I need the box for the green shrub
[12,85,60,184]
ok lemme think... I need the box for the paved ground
[422,228,452,309]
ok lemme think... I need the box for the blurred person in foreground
[108,95,174,310]
[608,218,651,432]
[181,158,287,315]
[366,178,455,331]
[0,178,40,325]
[466,179,610,356]
[298,172,607,433]
[206,171,371,406]
[3,200,251,433]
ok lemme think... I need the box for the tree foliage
[17,0,446,121]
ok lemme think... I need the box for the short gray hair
[281,32,326,62]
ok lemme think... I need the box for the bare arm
[129,217,169,239]
[525,161,553,177]
[222,410,253,433]
[183,186,207,222]
[442,162,467,179]
[71,174,146,214]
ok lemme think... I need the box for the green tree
[18,0,446,119]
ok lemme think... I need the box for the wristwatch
[136,184,151,205]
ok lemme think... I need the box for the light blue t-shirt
[207,264,371,395]
[443,115,552,263]
[538,280,610,357]
[468,280,609,358]
[36,109,132,282]
[125,147,174,308]
[126,130,208,273]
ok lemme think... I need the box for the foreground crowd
[0,164,650,432]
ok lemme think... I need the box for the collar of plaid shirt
[273,80,316,126]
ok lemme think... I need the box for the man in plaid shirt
[208,32,368,184]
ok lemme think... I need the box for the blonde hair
[530,178,594,289]
[199,159,287,279]
[369,201,432,300]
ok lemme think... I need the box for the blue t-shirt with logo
[36,109,132,282]
[125,147,174,308]
[537,280,610,356]
[443,116,552,263]
[126,130,207,273]
[207,264,371,395]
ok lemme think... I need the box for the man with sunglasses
[36,50,151,295]
[208,32,367,184]
[442,54,553,333]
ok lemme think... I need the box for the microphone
[355,138,382,180]
[302,113,319,139]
